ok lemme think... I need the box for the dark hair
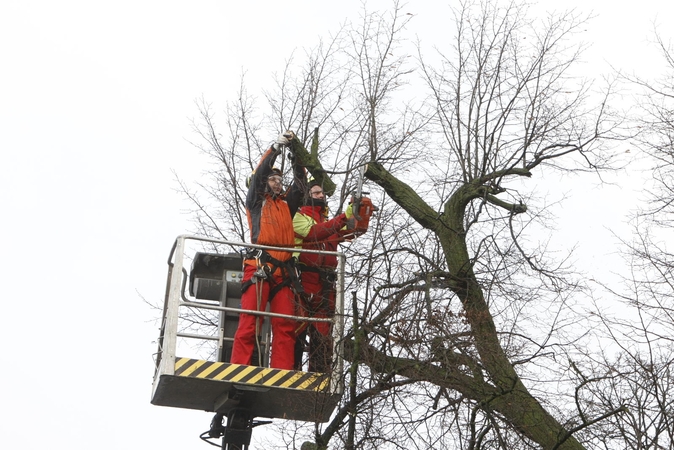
[308,180,321,190]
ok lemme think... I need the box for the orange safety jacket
[246,146,304,267]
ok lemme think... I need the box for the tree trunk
[439,183,585,450]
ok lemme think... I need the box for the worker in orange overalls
[230,132,305,370]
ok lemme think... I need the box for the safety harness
[241,248,305,300]
[241,249,337,350]
[294,264,336,312]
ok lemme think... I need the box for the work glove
[273,131,295,151]
[274,134,290,149]
[283,130,295,141]
[345,202,354,219]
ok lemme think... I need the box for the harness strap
[242,249,305,300]
[295,263,336,314]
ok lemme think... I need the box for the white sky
[0,1,671,449]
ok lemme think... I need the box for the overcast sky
[1,1,671,449]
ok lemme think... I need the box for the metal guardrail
[152,234,346,398]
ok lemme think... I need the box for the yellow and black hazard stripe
[174,357,331,391]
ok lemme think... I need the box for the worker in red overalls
[293,179,376,372]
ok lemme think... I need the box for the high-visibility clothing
[293,203,347,372]
[230,145,305,370]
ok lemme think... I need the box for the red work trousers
[298,271,335,373]
[301,274,334,336]
[230,264,297,370]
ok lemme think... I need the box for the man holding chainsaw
[292,173,376,372]
[230,131,305,370]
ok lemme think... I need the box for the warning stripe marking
[174,358,331,392]
[210,363,239,380]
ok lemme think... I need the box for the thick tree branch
[366,161,441,231]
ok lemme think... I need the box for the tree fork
[367,162,587,449]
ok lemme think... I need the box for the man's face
[267,175,283,194]
[309,186,324,200]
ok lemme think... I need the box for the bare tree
[181,1,635,449]
[579,27,674,450]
